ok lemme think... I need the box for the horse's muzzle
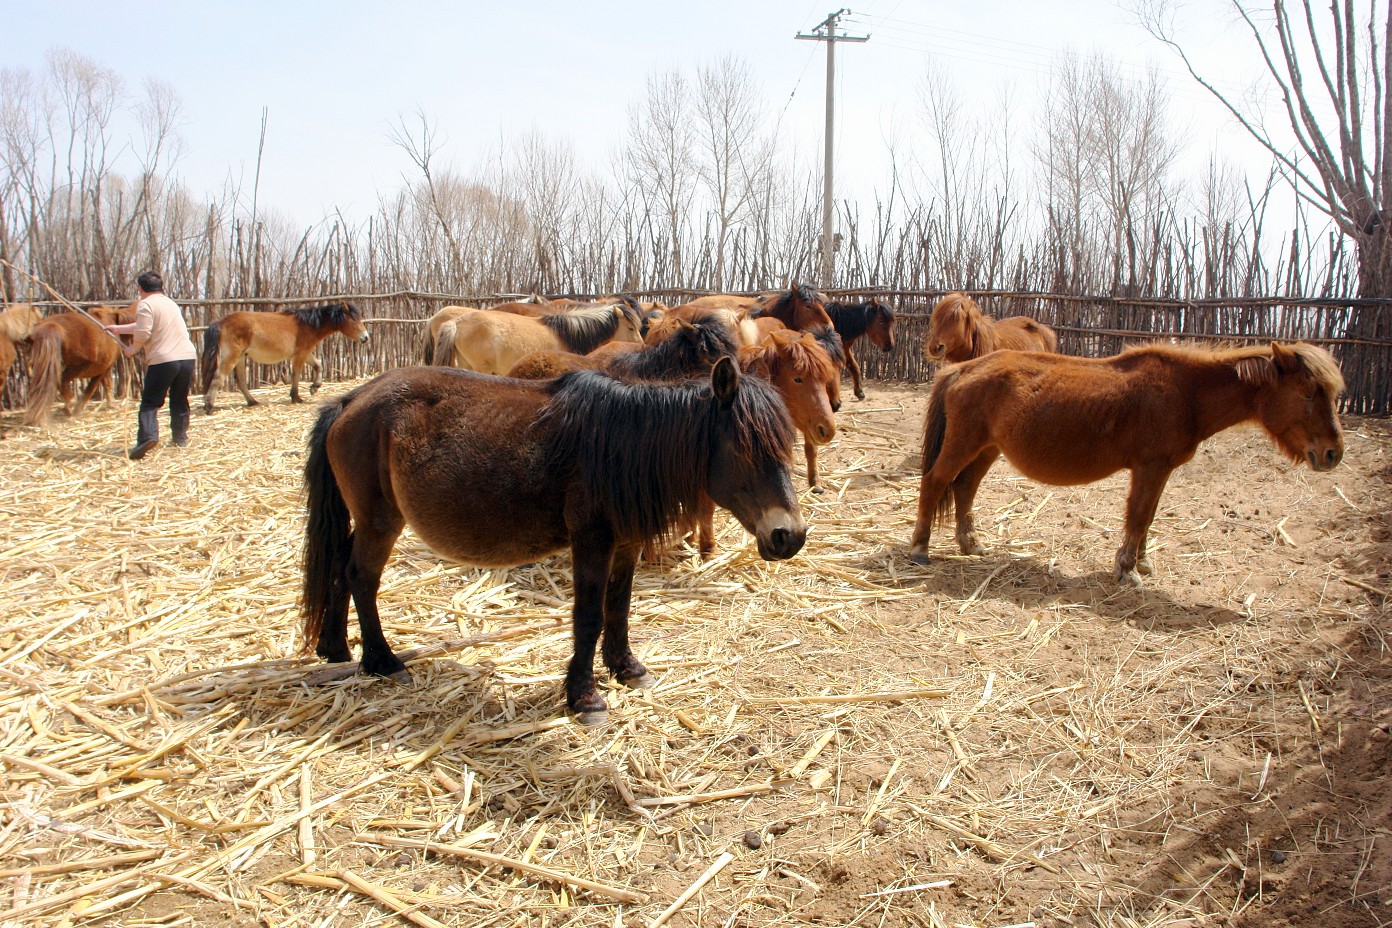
[811,423,836,444]
[755,511,807,560]
[1307,446,1343,471]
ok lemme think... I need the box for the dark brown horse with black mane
[301,358,806,722]
[750,284,846,367]
[23,305,133,427]
[909,342,1345,585]
[202,302,369,412]
[826,298,897,400]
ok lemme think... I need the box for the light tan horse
[924,292,1057,363]
[23,305,133,426]
[202,302,369,412]
[0,304,44,397]
[425,305,479,365]
[909,342,1345,585]
[435,303,643,375]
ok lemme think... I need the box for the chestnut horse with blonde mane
[924,292,1057,363]
[301,358,806,722]
[202,302,369,412]
[909,341,1345,585]
[23,305,133,427]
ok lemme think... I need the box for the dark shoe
[127,440,159,460]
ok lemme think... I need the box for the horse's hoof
[620,672,657,690]
[1136,557,1154,576]
[1115,568,1143,588]
[386,667,414,684]
[203,407,215,415]
[575,708,610,726]
[811,485,825,495]
[855,391,866,401]
[958,536,986,557]
[907,545,931,565]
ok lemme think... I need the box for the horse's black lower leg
[348,517,409,681]
[315,582,353,663]
[847,353,865,400]
[567,528,615,722]
[601,545,651,687]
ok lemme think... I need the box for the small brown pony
[432,303,643,374]
[909,342,1345,585]
[924,292,1057,363]
[0,304,44,399]
[202,302,369,412]
[301,358,806,722]
[22,305,132,427]
[826,298,897,400]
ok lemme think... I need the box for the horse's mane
[760,284,825,320]
[608,310,738,381]
[1119,341,1346,395]
[286,302,361,327]
[740,329,839,383]
[541,304,631,354]
[933,293,995,356]
[538,370,794,543]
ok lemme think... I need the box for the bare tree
[693,55,773,290]
[624,71,696,287]
[1142,0,1392,299]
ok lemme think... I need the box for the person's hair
[137,271,164,293]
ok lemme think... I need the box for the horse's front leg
[567,525,615,723]
[909,439,983,564]
[805,436,823,492]
[289,354,306,404]
[847,350,865,401]
[601,543,653,689]
[72,376,105,417]
[1115,465,1171,585]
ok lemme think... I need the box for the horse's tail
[920,366,961,529]
[22,326,62,427]
[200,322,222,393]
[300,399,352,653]
[431,320,459,367]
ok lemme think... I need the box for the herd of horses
[0,287,1346,720]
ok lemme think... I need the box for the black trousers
[138,358,195,444]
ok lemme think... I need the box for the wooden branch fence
[6,288,1392,416]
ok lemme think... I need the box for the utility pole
[797,9,868,286]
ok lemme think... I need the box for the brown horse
[826,298,897,400]
[22,305,132,427]
[908,342,1345,585]
[0,304,44,399]
[675,329,841,559]
[202,302,369,412]
[301,358,806,722]
[433,303,643,374]
[924,292,1057,363]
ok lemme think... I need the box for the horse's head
[925,293,975,363]
[1248,342,1345,472]
[639,305,667,339]
[742,330,838,446]
[706,357,806,561]
[868,300,897,352]
[611,304,645,344]
[339,302,370,343]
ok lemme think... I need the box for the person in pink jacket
[104,271,197,459]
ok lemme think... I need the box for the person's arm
[113,302,154,357]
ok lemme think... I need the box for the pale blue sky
[7,1,1272,227]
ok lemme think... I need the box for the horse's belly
[246,343,288,364]
[411,516,569,568]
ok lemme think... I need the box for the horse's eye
[794,377,803,384]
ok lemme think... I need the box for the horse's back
[994,316,1058,353]
[508,350,597,379]
[452,310,553,374]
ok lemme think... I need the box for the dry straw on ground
[1,380,1389,928]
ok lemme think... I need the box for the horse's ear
[1270,342,1303,377]
[711,355,740,407]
